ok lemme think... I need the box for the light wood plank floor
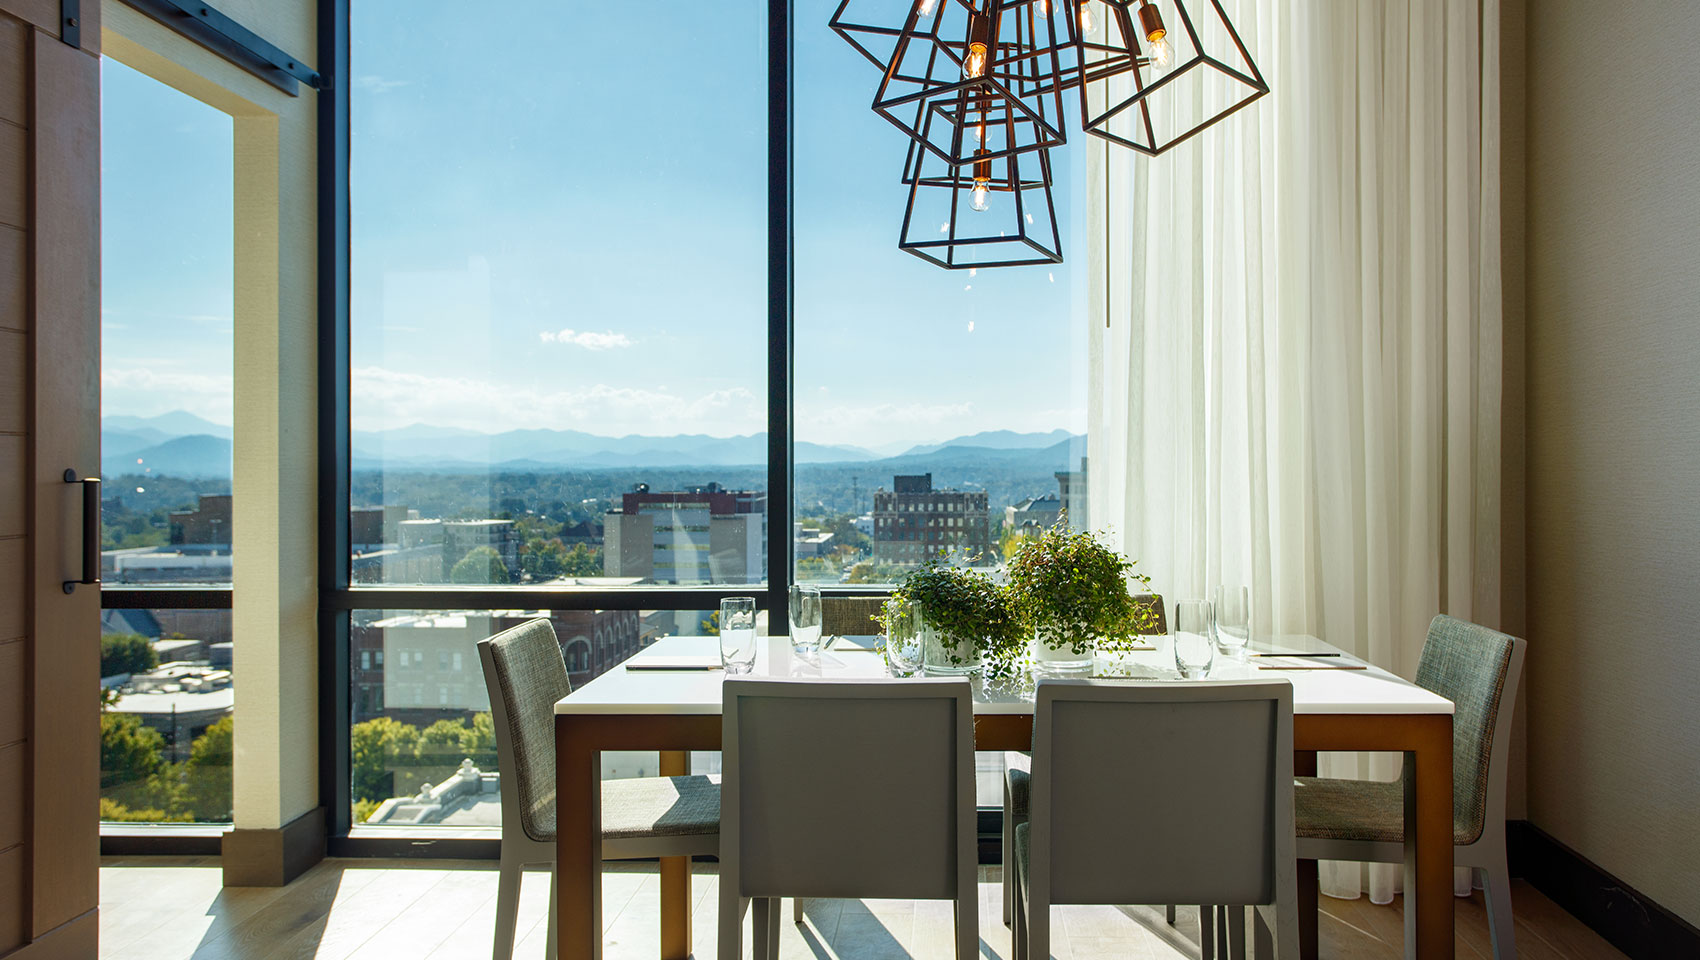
[99,858,1627,960]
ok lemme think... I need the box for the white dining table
[555,635,1456,960]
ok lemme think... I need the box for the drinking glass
[789,585,823,662]
[1215,584,1251,660]
[1172,599,1216,679]
[719,597,758,674]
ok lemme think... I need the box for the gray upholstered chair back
[478,618,572,843]
[1028,679,1295,908]
[1414,614,1523,844]
[820,596,887,637]
[720,677,976,901]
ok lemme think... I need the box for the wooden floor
[98,858,1627,960]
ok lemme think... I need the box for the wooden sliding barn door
[0,2,103,957]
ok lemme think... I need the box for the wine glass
[719,597,758,674]
[1215,584,1251,660]
[1172,599,1216,679]
[789,585,823,662]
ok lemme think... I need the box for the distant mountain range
[99,412,1083,478]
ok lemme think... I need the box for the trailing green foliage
[1005,521,1158,656]
[884,562,1025,675]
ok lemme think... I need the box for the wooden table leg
[1294,751,1319,960]
[1406,715,1454,960]
[557,716,602,960]
[659,750,692,960]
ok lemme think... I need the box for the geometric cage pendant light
[830,0,1269,269]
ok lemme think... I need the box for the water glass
[789,585,823,662]
[1215,584,1252,660]
[719,597,758,674]
[1172,599,1216,679]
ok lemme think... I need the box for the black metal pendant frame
[898,109,1063,270]
[1076,0,1269,156]
[864,0,1072,166]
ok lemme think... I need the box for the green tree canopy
[450,546,510,584]
[350,716,421,804]
[101,633,158,678]
[182,715,234,821]
[100,710,164,789]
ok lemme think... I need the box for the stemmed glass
[789,585,823,663]
[1172,599,1216,679]
[1215,585,1251,660]
[719,597,758,674]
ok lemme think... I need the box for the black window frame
[315,0,900,856]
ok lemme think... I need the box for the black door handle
[63,468,100,594]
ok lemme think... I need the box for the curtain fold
[1087,0,1502,902]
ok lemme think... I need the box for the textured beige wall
[1524,0,1700,927]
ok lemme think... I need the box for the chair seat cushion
[533,774,721,842]
[1295,776,1470,844]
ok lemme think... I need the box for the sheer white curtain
[1087,0,1501,902]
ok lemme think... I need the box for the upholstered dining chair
[1003,593,1167,926]
[820,595,887,639]
[477,619,720,960]
[1295,615,1527,959]
[719,677,979,960]
[1011,679,1300,960]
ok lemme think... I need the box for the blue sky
[101,0,1089,453]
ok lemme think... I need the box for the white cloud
[538,328,634,350]
[350,366,761,435]
[355,75,410,94]
[101,367,233,423]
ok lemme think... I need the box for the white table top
[556,634,1453,717]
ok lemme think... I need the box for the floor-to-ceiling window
[335,0,1089,832]
[343,0,768,831]
[99,59,236,825]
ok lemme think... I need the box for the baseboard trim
[100,825,226,857]
[222,806,326,887]
[0,908,98,960]
[1510,820,1700,960]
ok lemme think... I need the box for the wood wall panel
[0,843,22,954]
[0,435,22,535]
[0,330,22,433]
[0,640,21,745]
[0,225,23,331]
[0,121,23,228]
[0,17,24,126]
[0,539,22,641]
[0,742,23,851]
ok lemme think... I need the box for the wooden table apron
[555,711,1454,960]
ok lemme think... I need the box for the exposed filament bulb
[1034,0,1050,18]
[970,180,991,212]
[1078,0,1097,36]
[963,42,988,78]
[918,0,939,16]
[1138,0,1172,68]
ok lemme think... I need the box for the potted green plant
[1005,522,1158,676]
[884,561,1024,676]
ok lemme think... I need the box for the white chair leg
[1011,863,1027,960]
[1228,906,1246,960]
[492,853,523,960]
[794,897,805,924]
[1166,903,1178,925]
[1483,864,1518,960]
[546,864,558,960]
